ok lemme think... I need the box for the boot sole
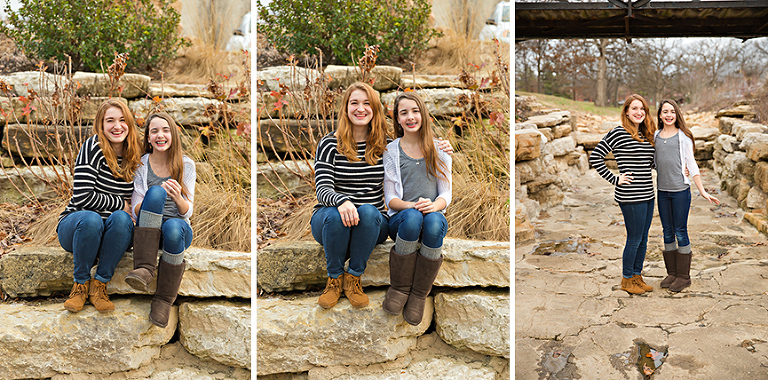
[318,300,338,309]
[149,316,168,328]
[125,275,150,292]
[63,305,83,313]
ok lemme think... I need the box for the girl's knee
[79,211,105,230]
[357,204,380,219]
[146,185,168,199]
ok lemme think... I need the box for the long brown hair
[657,98,695,151]
[392,92,448,181]
[92,99,142,182]
[620,94,656,146]
[335,82,389,165]
[143,112,190,198]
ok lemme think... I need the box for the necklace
[401,141,422,163]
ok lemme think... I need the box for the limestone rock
[718,116,741,134]
[514,129,542,161]
[147,83,243,99]
[257,90,340,119]
[691,126,719,141]
[553,124,571,139]
[515,121,537,130]
[256,290,432,375]
[732,122,767,141]
[715,134,737,153]
[2,124,91,159]
[529,183,564,208]
[179,300,251,369]
[695,140,715,161]
[0,246,251,299]
[516,157,543,184]
[49,342,251,380]
[257,66,321,92]
[380,88,473,117]
[597,121,617,132]
[524,111,571,128]
[434,290,510,358]
[715,104,756,119]
[2,71,62,97]
[326,65,402,91]
[0,298,176,379]
[257,239,509,293]
[129,97,222,126]
[257,160,314,199]
[545,136,576,157]
[400,74,462,89]
[73,72,151,99]
[258,118,335,154]
[746,187,768,209]
[515,200,535,245]
[572,132,604,150]
[755,162,768,193]
[0,165,66,204]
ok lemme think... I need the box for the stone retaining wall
[514,96,589,245]
[256,239,510,379]
[0,246,251,379]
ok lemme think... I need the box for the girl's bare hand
[162,179,182,201]
[436,138,453,155]
[618,172,633,185]
[337,200,359,227]
[703,193,720,205]
[414,197,435,214]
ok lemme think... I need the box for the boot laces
[93,281,109,300]
[348,276,364,295]
[69,284,87,299]
[322,278,340,294]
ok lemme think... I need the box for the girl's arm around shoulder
[383,139,402,210]
[435,146,452,208]
[178,156,196,218]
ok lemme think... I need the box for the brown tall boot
[403,254,442,326]
[63,281,89,312]
[125,226,161,292]
[88,279,115,312]
[669,252,691,292]
[660,249,678,288]
[150,260,186,328]
[383,247,418,315]
[318,276,343,309]
[342,272,369,308]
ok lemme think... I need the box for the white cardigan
[653,129,699,185]
[131,153,196,224]
[383,138,452,217]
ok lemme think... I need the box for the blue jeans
[58,210,133,284]
[657,189,691,252]
[618,200,654,279]
[388,208,448,248]
[138,186,193,254]
[311,204,388,278]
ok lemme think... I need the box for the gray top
[399,143,438,203]
[146,159,183,220]
[656,132,689,192]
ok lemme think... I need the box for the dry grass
[27,201,67,247]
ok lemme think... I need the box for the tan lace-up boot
[88,279,115,312]
[632,275,653,292]
[63,281,89,312]
[318,276,343,309]
[342,272,369,308]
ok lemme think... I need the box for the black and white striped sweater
[589,126,655,204]
[313,133,387,216]
[59,135,133,222]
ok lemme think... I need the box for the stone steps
[256,239,510,378]
[0,246,250,379]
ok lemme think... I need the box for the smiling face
[659,102,677,129]
[102,106,128,149]
[626,99,646,126]
[397,98,422,136]
[346,89,373,128]
[147,117,172,153]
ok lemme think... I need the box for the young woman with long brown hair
[382,92,451,325]
[58,98,143,313]
[127,112,196,327]
[654,99,719,292]
[589,94,657,295]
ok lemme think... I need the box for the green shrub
[1,0,189,72]
[258,0,442,66]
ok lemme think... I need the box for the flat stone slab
[0,246,250,299]
[48,342,250,380]
[434,289,510,358]
[129,97,222,126]
[257,239,509,293]
[308,333,507,380]
[0,298,175,379]
[256,290,432,376]
[179,300,251,369]
[380,88,473,117]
